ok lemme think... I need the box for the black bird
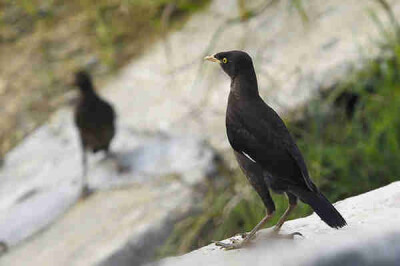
[205,51,346,249]
[73,70,116,196]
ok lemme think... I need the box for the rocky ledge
[156,182,400,266]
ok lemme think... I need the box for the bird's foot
[261,227,303,239]
[212,238,250,250]
[240,232,257,240]
[81,185,94,199]
[213,225,302,250]
[105,153,130,174]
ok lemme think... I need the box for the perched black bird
[73,70,116,196]
[205,51,346,249]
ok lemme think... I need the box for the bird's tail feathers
[289,186,347,229]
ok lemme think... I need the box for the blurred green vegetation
[295,55,400,202]
[0,0,210,155]
[1,0,210,67]
[158,0,400,258]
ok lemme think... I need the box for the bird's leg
[273,203,296,232]
[270,193,302,238]
[213,212,274,250]
[81,147,92,198]
[105,149,129,173]
[82,148,88,178]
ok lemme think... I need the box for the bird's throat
[230,72,259,100]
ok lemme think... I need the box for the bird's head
[73,70,93,92]
[204,50,254,79]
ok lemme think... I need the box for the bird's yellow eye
[222,58,228,64]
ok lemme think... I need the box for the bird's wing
[283,136,317,191]
[228,101,316,191]
[97,98,116,124]
[74,98,115,130]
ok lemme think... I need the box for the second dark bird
[205,51,346,249]
[73,70,116,197]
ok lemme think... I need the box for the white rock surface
[156,182,400,266]
[0,109,216,266]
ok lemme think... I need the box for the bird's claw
[267,228,303,239]
[274,232,302,239]
[212,240,244,250]
[289,232,303,238]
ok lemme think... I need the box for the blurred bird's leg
[213,212,274,250]
[104,149,129,173]
[82,148,88,178]
[81,147,92,198]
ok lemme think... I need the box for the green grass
[158,2,400,258]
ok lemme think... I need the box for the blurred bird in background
[73,70,116,197]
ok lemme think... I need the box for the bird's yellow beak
[204,55,221,63]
